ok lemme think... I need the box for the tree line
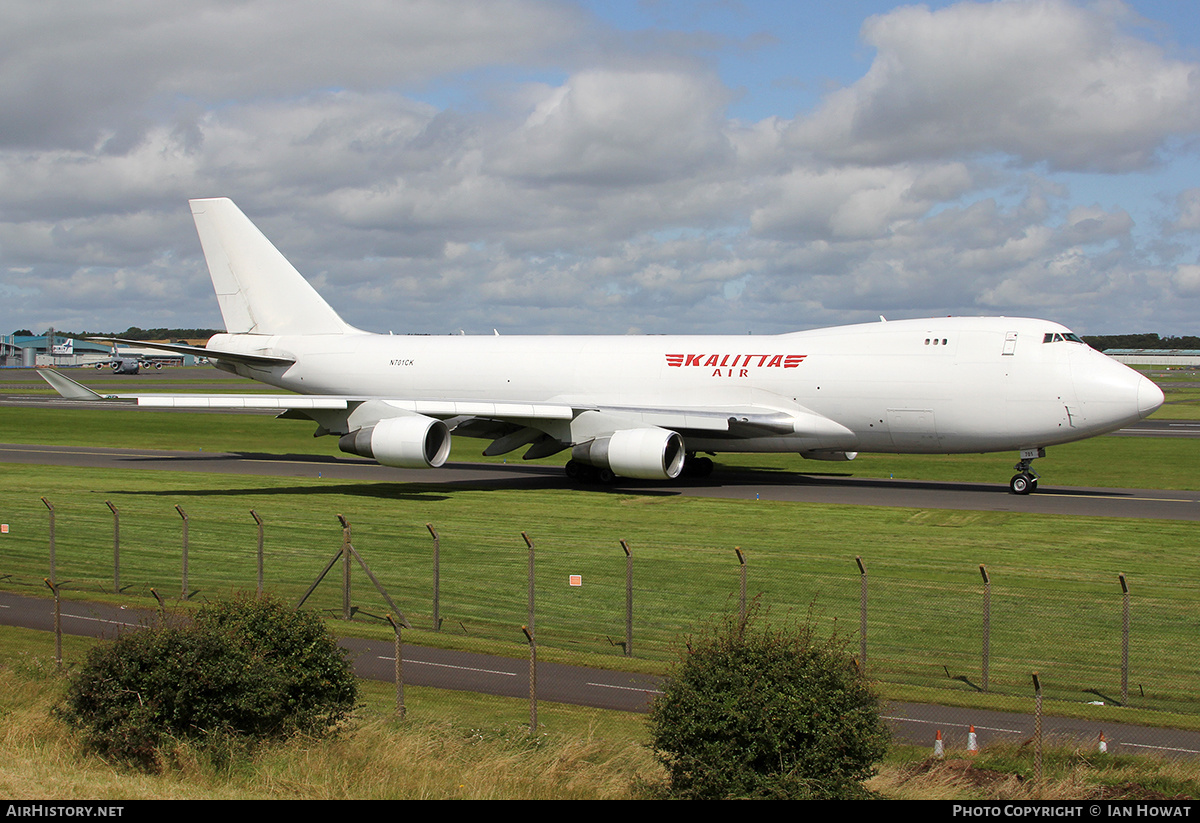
[12,327,221,341]
[1083,333,1200,351]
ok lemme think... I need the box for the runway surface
[3,440,1198,521]
[6,589,1198,757]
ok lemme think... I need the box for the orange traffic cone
[967,725,978,755]
[933,729,944,759]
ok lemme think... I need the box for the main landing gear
[565,459,616,484]
[1009,447,1045,495]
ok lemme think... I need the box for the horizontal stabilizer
[37,369,110,401]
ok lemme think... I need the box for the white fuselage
[208,315,1160,457]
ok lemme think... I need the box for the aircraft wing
[37,369,853,477]
[37,369,337,407]
[37,370,573,416]
[38,369,815,431]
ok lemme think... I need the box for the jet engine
[338,414,451,469]
[572,427,686,480]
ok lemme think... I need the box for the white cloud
[788,0,1200,171]
[1173,264,1200,296]
[489,69,734,185]
[0,0,585,149]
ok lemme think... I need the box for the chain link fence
[3,496,1198,720]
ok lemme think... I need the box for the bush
[60,595,357,770]
[646,604,889,799]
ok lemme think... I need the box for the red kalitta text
[665,353,806,377]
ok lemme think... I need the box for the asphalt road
[6,589,1198,757]
[3,440,1198,521]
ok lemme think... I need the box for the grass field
[6,627,1197,799]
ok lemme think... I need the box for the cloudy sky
[3,0,1199,337]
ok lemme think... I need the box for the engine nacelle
[338,414,451,469]
[800,450,858,461]
[572,427,686,480]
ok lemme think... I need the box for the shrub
[60,595,357,770]
[646,604,889,799]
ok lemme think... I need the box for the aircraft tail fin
[189,198,354,336]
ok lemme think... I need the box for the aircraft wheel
[597,468,617,484]
[565,460,582,480]
[1009,472,1034,495]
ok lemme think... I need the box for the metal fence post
[856,556,867,671]
[387,614,406,718]
[620,540,633,656]
[522,531,535,634]
[44,578,61,667]
[1032,672,1043,783]
[175,505,189,600]
[339,515,352,620]
[106,501,119,594]
[1119,573,1130,705]
[250,509,264,598]
[41,497,54,585]
[735,547,747,626]
[523,624,537,735]
[980,564,990,693]
[427,523,440,631]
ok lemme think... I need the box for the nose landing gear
[1009,447,1045,495]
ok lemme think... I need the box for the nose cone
[1137,374,1164,419]
[1069,349,1164,434]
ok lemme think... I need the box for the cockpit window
[1044,332,1085,344]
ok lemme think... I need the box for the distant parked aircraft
[93,345,161,374]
